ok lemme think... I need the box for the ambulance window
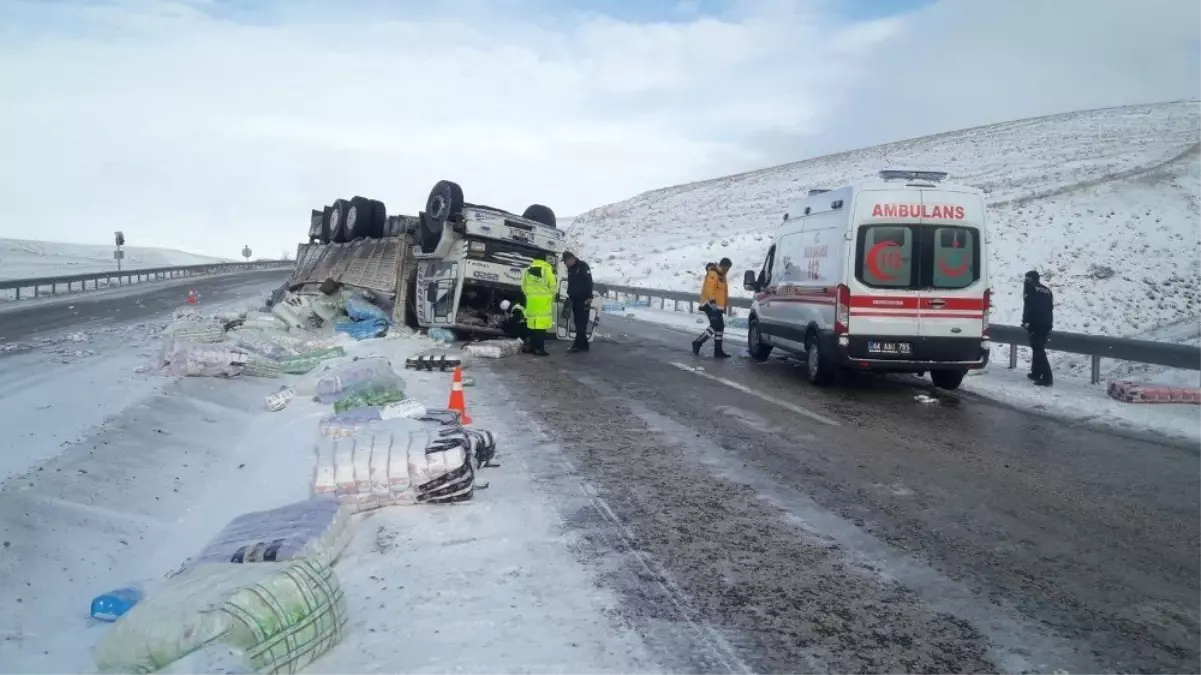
[856,225,913,288]
[929,226,979,289]
[775,233,804,283]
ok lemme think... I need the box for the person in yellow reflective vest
[693,257,732,358]
[520,257,556,356]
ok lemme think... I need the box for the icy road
[0,278,1197,674]
[496,315,1201,674]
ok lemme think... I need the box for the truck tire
[330,199,352,243]
[522,204,556,228]
[368,199,387,238]
[347,196,375,240]
[422,181,463,251]
[320,205,333,244]
[426,181,464,228]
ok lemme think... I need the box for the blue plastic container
[90,586,144,622]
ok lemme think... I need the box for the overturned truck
[290,181,599,341]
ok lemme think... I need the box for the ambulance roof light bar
[878,170,949,183]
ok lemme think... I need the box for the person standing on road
[521,257,556,357]
[499,299,531,353]
[1022,270,1054,387]
[692,258,732,359]
[561,251,594,353]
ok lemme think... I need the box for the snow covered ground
[0,238,230,281]
[605,303,1201,445]
[568,101,1201,340]
[0,297,657,673]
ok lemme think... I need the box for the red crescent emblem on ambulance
[938,255,969,278]
[867,241,902,281]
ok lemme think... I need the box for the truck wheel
[426,181,464,228]
[320,205,333,244]
[368,199,387,238]
[330,199,352,243]
[522,204,556,228]
[347,196,376,240]
[930,369,966,390]
[747,319,773,361]
[804,333,836,386]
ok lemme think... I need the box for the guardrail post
[16,287,21,300]
[1091,356,1102,385]
[1009,344,1018,369]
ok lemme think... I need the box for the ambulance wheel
[930,369,966,391]
[805,334,835,386]
[747,319,772,361]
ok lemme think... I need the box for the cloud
[0,0,1195,258]
[0,0,900,257]
[745,0,1201,163]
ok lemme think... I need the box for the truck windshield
[855,224,980,290]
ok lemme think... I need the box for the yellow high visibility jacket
[521,259,557,330]
[699,264,728,310]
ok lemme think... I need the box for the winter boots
[692,331,731,358]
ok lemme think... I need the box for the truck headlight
[468,241,486,253]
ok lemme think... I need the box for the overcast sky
[0,0,1197,259]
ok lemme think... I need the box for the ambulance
[742,170,990,390]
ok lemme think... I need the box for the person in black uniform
[561,251,594,353]
[499,299,530,353]
[1022,270,1054,387]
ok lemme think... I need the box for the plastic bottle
[90,585,144,621]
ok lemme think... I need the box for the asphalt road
[491,314,1200,674]
[0,270,288,345]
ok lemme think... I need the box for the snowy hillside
[0,238,229,281]
[568,102,1201,337]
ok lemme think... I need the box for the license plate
[868,340,912,355]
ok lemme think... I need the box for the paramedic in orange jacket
[693,257,732,358]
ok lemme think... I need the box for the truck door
[421,262,458,325]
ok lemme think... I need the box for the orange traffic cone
[447,366,472,425]
[186,290,198,305]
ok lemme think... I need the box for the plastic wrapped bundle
[184,498,352,570]
[314,357,396,402]
[464,338,523,359]
[93,558,347,675]
[312,424,476,510]
[318,399,427,438]
[165,317,227,344]
[160,342,248,378]
[242,311,289,332]
[277,347,347,375]
[330,375,406,413]
[231,330,297,361]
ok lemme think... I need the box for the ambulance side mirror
[743,270,759,291]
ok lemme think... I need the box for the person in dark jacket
[1022,270,1054,386]
[499,299,530,353]
[562,251,594,353]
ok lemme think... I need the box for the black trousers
[1029,328,1052,382]
[571,298,590,349]
[696,305,725,345]
[528,328,547,354]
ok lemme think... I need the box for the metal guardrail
[0,261,294,300]
[594,283,1201,384]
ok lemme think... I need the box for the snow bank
[568,102,1201,340]
[0,237,230,281]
